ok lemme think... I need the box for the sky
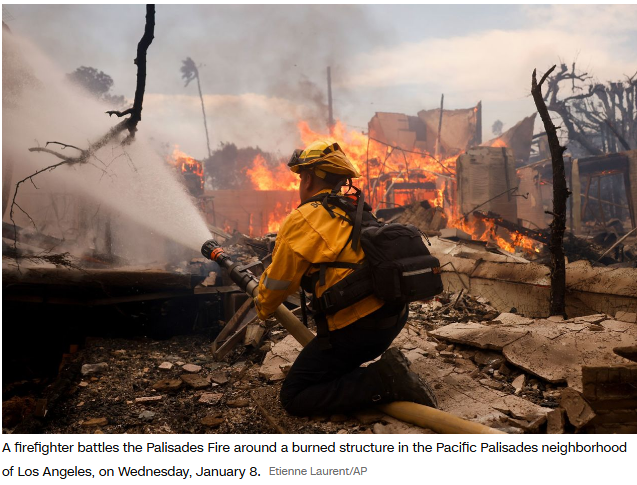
[4,4,637,160]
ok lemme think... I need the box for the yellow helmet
[288,140,361,179]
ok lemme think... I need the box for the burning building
[167,146,205,198]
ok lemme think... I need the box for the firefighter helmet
[288,140,360,179]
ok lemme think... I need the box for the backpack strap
[351,188,365,251]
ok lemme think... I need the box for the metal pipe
[201,240,314,346]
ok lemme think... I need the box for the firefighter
[255,140,437,416]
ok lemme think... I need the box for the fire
[491,138,508,148]
[246,154,299,191]
[435,188,444,208]
[297,120,459,210]
[245,119,459,215]
[451,215,542,255]
[267,202,289,233]
[167,145,204,195]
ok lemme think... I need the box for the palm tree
[181,57,212,158]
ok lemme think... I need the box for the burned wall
[456,146,518,223]
[204,190,299,236]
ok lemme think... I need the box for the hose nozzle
[201,239,223,261]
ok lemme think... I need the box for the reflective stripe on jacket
[255,189,383,330]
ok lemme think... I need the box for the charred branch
[604,119,632,151]
[542,62,637,155]
[45,141,84,152]
[125,4,155,140]
[9,5,156,258]
[472,211,550,244]
[105,108,134,118]
[532,66,570,318]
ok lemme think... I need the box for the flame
[491,138,508,148]
[245,119,459,213]
[167,145,204,192]
[267,202,289,233]
[451,215,542,255]
[435,188,444,208]
[246,154,299,191]
[297,120,459,210]
[245,119,465,235]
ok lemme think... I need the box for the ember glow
[452,215,542,255]
[490,138,508,148]
[167,145,204,194]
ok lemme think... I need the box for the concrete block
[615,311,637,323]
[560,388,596,429]
[546,408,566,434]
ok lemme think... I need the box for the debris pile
[409,291,500,329]
[383,201,447,235]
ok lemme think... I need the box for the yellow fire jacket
[255,189,383,331]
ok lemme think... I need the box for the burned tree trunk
[11,5,156,250]
[532,66,570,317]
[107,4,155,141]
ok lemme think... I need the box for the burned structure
[2,7,636,435]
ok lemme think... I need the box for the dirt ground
[3,292,574,435]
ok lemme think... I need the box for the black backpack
[300,183,443,316]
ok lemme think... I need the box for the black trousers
[280,304,408,416]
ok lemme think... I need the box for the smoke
[7,5,387,154]
[2,30,211,265]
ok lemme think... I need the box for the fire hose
[201,239,504,434]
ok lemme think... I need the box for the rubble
[511,375,526,394]
[152,379,182,392]
[430,315,636,389]
[180,374,210,390]
[81,417,108,427]
[560,388,596,429]
[199,393,223,405]
[201,415,224,427]
[139,410,156,421]
[135,396,163,403]
[259,335,303,382]
[386,202,447,235]
[81,363,108,376]
[182,364,202,373]
[546,409,566,434]
[615,311,637,323]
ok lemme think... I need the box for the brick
[608,367,622,383]
[595,368,609,383]
[593,423,637,433]
[595,383,637,400]
[619,366,634,383]
[581,367,597,386]
[582,383,597,400]
[591,398,637,411]
[592,409,637,424]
